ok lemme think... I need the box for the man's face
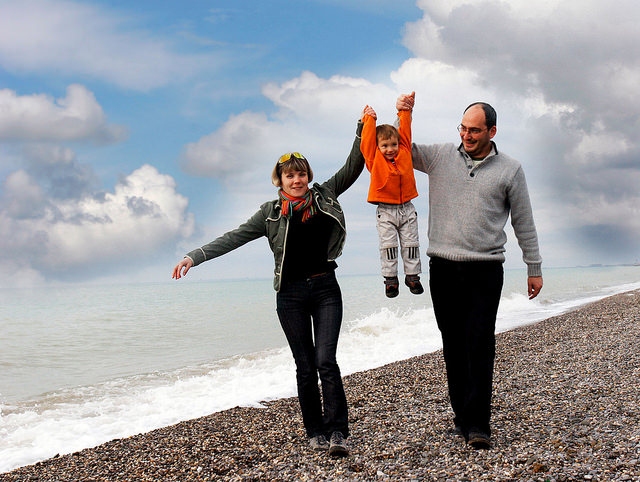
[459,105,496,158]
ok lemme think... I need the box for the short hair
[464,102,497,129]
[271,153,314,187]
[376,124,399,142]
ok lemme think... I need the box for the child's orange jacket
[361,110,418,204]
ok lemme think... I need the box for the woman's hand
[172,257,194,279]
[361,105,377,121]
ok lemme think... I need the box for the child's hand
[396,91,415,111]
[361,105,377,121]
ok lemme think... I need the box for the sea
[1,265,639,473]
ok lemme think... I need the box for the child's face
[280,169,309,197]
[377,135,399,161]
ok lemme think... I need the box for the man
[396,94,543,449]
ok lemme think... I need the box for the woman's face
[280,169,309,197]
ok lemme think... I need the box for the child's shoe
[405,274,424,295]
[384,276,399,298]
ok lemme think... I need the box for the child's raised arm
[360,105,379,168]
[397,93,414,149]
[394,92,415,149]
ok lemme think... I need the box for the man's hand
[396,91,415,111]
[528,276,543,299]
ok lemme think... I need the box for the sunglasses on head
[278,152,306,163]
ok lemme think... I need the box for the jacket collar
[457,141,499,161]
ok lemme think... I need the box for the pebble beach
[2,289,639,481]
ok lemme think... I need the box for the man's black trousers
[428,256,504,435]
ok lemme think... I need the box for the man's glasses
[278,152,306,163]
[457,124,486,135]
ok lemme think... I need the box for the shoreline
[2,290,639,480]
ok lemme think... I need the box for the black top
[281,209,338,282]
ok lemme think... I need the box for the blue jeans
[429,257,503,436]
[276,271,349,438]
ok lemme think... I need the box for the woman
[172,113,366,456]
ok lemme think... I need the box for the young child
[360,93,423,297]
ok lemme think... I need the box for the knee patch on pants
[384,246,398,260]
[406,246,420,259]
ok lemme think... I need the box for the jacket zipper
[276,215,290,290]
[277,192,345,289]
[314,192,345,261]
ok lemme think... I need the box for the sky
[1,0,639,288]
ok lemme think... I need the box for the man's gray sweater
[412,142,542,277]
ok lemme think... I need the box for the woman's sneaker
[384,276,399,298]
[328,431,349,457]
[309,434,329,451]
[404,274,424,295]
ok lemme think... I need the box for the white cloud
[1,170,45,219]
[0,0,209,90]
[0,84,126,143]
[569,129,632,165]
[24,144,76,166]
[0,165,194,281]
[181,111,281,177]
[0,260,46,288]
[415,0,560,24]
[404,0,640,118]
[14,144,99,202]
[262,71,383,124]
[389,58,495,139]
[182,72,396,181]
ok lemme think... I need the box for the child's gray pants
[376,201,421,277]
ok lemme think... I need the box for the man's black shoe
[468,431,491,449]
